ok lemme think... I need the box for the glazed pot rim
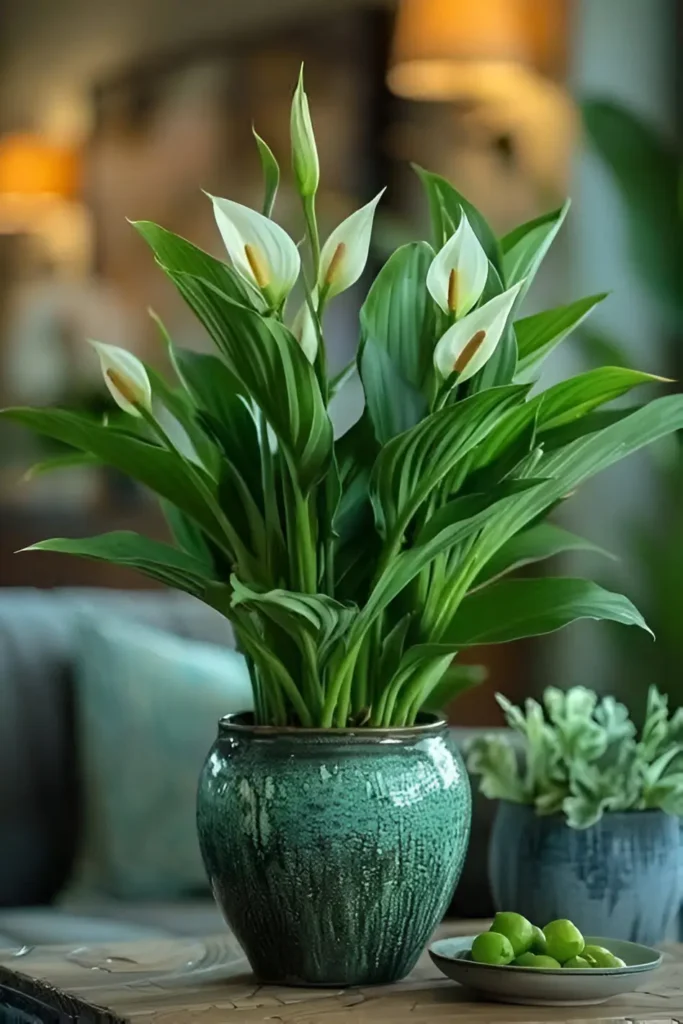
[497,800,674,821]
[217,710,447,740]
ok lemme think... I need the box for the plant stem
[392,657,452,727]
[301,630,324,721]
[258,408,280,577]
[302,194,321,281]
[282,458,317,593]
[321,642,361,727]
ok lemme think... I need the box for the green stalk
[302,194,321,280]
[240,632,310,726]
[392,656,452,727]
[258,408,280,577]
[301,630,324,721]
[352,633,370,717]
[321,641,361,727]
[281,458,317,593]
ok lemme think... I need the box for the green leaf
[378,611,414,678]
[420,663,487,712]
[360,241,437,393]
[473,367,664,471]
[174,348,262,507]
[582,100,682,322]
[133,220,256,307]
[501,201,570,298]
[472,523,613,589]
[464,396,683,604]
[514,294,608,380]
[252,128,280,217]
[358,341,428,444]
[356,484,545,640]
[413,165,503,273]
[358,242,437,444]
[415,481,545,546]
[370,384,528,541]
[230,576,356,660]
[169,277,333,491]
[160,501,215,568]
[1,407,226,545]
[144,363,217,471]
[23,451,101,480]
[442,578,651,647]
[23,532,213,596]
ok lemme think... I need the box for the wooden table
[1,926,681,1023]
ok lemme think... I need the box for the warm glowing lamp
[0,134,80,199]
[388,0,536,101]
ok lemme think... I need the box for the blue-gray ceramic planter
[197,712,471,986]
[489,800,680,944]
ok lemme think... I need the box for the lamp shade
[389,0,534,100]
[0,134,80,198]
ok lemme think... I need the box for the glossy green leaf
[463,395,683,592]
[360,241,437,392]
[515,294,609,381]
[168,276,333,491]
[358,341,427,444]
[133,220,255,307]
[501,201,570,298]
[370,384,528,541]
[144,362,217,471]
[160,501,215,569]
[413,164,503,272]
[23,531,213,596]
[23,451,101,480]
[230,576,356,661]
[420,663,487,712]
[174,348,262,507]
[0,408,226,545]
[582,100,682,322]
[252,128,280,217]
[358,242,436,443]
[356,483,545,641]
[473,367,663,471]
[443,577,651,646]
[472,523,613,589]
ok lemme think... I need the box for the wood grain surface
[1,923,681,1023]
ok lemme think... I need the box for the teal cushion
[71,616,252,900]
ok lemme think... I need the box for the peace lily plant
[6,70,683,730]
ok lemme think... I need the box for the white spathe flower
[433,281,525,383]
[318,190,385,299]
[426,212,489,317]
[291,300,318,364]
[210,195,300,307]
[89,340,152,416]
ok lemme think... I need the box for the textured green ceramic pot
[197,712,471,987]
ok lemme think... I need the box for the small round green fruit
[471,931,515,966]
[514,953,561,969]
[583,945,625,969]
[530,924,547,954]
[490,911,534,957]
[563,955,591,969]
[543,919,585,963]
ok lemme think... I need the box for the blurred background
[0,0,680,718]
[0,0,680,947]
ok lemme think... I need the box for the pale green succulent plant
[467,685,683,828]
